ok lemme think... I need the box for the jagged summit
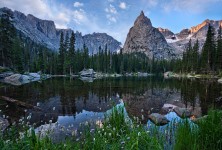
[123,11,175,59]
[134,10,152,27]
[140,10,144,16]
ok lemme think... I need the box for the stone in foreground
[148,113,170,125]
[174,107,192,118]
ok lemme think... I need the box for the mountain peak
[123,10,174,59]
[134,11,152,27]
[140,10,144,16]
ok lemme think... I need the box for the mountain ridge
[0,7,121,54]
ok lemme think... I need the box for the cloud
[119,2,127,9]
[0,0,74,28]
[146,0,158,7]
[161,0,222,13]
[73,9,87,24]
[73,2,84,7]
[106,14,117,23]
[105,4,117,14]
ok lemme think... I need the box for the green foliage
[0,9,16,67]
[174,110,222,150]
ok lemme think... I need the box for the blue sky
[1,0,222,44]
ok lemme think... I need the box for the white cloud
[106,14,117,23]
[73,2,84,7]
[161,0,222,13]
[73,9,87,24]
[119,2,127,9]
[105,4,117,14]
[0,0,74,28]
[146,0,158,7]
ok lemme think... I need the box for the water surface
[0,77,222,135]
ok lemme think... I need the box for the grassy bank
[0,107,222,150]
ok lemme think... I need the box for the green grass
[174,110,222,150]
[0,107,222,150]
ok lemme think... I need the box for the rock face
[161,19,222,56]
[0,7,121,54]
[158,27,174,39]
[123,11,175,59]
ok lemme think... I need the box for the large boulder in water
[4,74,22,85]
[174,107,192,118]
[148,113,169,125]
[20,75,32,83]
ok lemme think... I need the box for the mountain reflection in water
[0,77,222,132]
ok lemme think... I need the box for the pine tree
[201,25,216,73]
[217,25,222,71]
[0,9,16,67]
[67,31,75,75]
[58,32,65,74]
[83,43,89,68]
[193,40,199,72]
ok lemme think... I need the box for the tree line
[1,9,222,75]
[180,25,222,74]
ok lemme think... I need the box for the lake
[0,77,222,139]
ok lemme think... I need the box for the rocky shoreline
[0,71,51,86]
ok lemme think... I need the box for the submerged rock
[0,117,9,132]
[174,107,192,118]
[148,113,170,125]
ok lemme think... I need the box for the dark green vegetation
[1,9,222,75]
[0,106,221,150]
[181,25,222,74]
[174,110,222,150]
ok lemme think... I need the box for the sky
[1,0,222,44]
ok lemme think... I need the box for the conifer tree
[0,9,16,67]
[201,25,216,72]
[193,40,199,72]
[58,32,65,74]
[217,25,222,70]
[67,31,75,75]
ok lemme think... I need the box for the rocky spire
[123,11,174,59]
[134,10,152,27]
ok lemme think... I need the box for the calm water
[0,77,222,136]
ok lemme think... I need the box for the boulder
[148,113,170,125]
[164,71,179,78]
[218,78,222,83]
[20,75,31,83]
[174,107,192,118]
[0,117,9,132]
[159,104,177,115]
[4,74,22,85]
[29,73,41,78]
